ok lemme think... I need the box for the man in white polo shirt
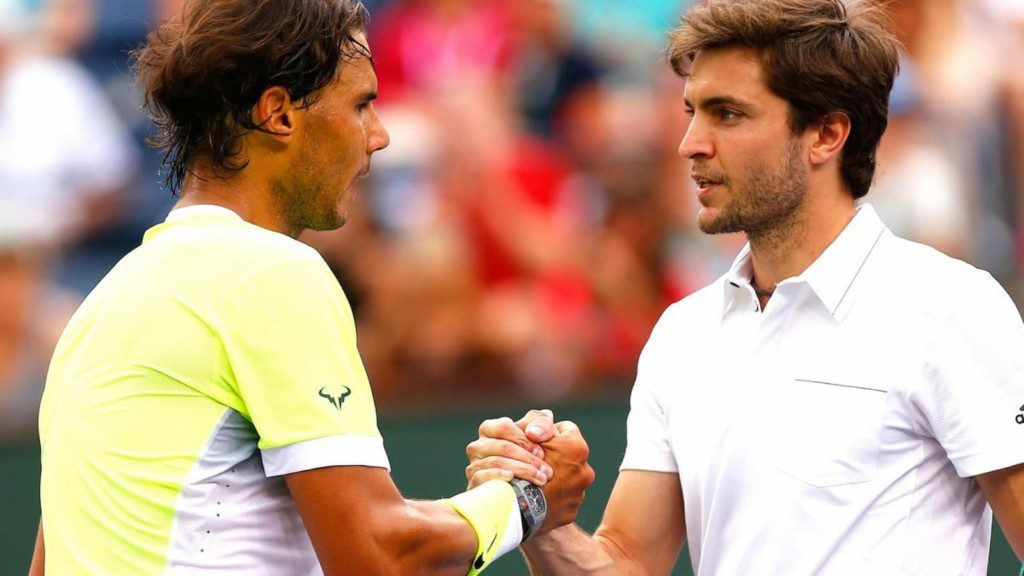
[463,0,1024,574]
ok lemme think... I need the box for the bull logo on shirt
[1017,404,1024,425]
[318,386,352,410]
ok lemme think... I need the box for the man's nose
[369,111,390,153]
[678,118,713,160]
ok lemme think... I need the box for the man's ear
[808,111,851,167]
[253,86,296,143]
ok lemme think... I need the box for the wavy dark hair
[134,0,370,194]
[668,0,899,199]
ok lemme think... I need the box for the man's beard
[697,138,808,238]
[273,158,346,235]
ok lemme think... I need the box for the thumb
[525,417,557,443]
[516,409,557,443]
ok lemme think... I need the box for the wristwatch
[509,478,547,541]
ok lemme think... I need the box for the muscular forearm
[318,499,478,575]
[286,468,481,575]
[394,500,480,573]
[521,524,640,576]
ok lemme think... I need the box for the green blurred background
[3,401,1020,575]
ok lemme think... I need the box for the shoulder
[241,223,326,266]
[231,226,338,290]
[881,234,1003,306]
[143,218,340,301]
[875,233,1017,331]
[164,218,329,271]
[645,278,725,349]
[662,278,725,324]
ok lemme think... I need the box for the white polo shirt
[621,204,1024,575]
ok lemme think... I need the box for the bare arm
[286,466,478,575]
[976,463,1024,561]
[28,523,43,576]
[521,470,686,576]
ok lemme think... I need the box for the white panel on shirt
[620,205,1024,576]
[166,410,389,574]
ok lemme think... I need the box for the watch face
[512,479,548,535]
[523,483,547,515]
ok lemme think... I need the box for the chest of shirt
[663,297,925,491]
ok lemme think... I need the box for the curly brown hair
[134,0,370,194]
[668,0,900,199]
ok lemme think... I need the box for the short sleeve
[620,317,678,473]
[221,255,389,476]
[914,271,1024,477]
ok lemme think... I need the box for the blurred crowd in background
[1,0,1023,442]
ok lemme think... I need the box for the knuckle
[500,442,516,458]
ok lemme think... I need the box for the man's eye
[720,109,740,120]
[684,108,695,117]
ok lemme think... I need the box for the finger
[479,417,544,456]
[555,420,581,436]
[517,411,557,443]
[515,409,555,431]
[467,456,552,485]
[467,438,551,473]
[467,468,514,489]
[552,420,590,460]
[525,418,556,443]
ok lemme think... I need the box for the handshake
[465,410,596,538]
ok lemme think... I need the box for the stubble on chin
[272,166,350,234]
[696,140,807,242]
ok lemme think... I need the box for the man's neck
[747,193,857,294]
[175,171,296,237]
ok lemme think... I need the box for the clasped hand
[465,410,595,536]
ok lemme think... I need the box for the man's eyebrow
[684,95,754,110]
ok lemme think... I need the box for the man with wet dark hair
[32,1,594,574]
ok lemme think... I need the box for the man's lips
[691,173,725,198]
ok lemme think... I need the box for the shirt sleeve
[620,314,678,473]
[913,270,1024,477]
[221,254,389,476]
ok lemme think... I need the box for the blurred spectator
[0,0,135,249]
[371,0,517,102]
[878,0,1018,278]
[4,0,1024,419]
[872,58,972,260]
[508,0,604,137]
[0,202,79,440]
[0,0,135,439]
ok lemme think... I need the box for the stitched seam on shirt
[832,227,885,316]
[794,378,888,393]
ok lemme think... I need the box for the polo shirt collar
[164,204,243,223]
[799,203,886,317]
[722,203,887,319]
